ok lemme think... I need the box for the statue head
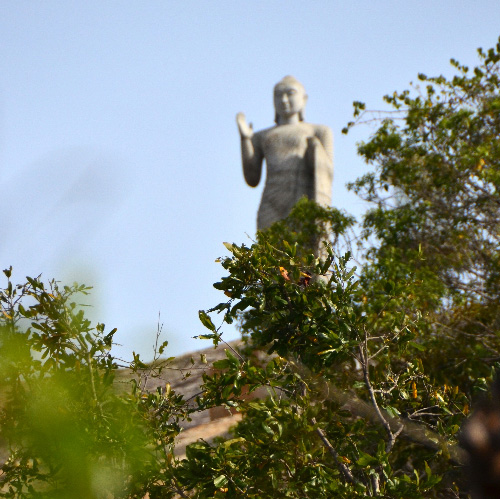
[274,76,307,124]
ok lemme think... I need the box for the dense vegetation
[1,38,499,498]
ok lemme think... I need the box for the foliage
[189,202,466,498]
[180,39,500,497]
[1,37,500,498]
[0,269,189,498]
[346,38,500,394]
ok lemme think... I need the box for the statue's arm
[308,125,334,205]
[236,113,263,187]
[311,125,333,169]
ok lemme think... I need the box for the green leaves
[213,474,228,488]
[0,274,161,498]
[4,37,500,498]
[0,272,199,499]
[356,451,378,467]
[185,41,500,496]
[213,349,240,370]
[199,309,216,331]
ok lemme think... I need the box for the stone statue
[237,76,333,230]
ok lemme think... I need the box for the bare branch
[359,329,402,453]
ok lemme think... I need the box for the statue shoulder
[312,124,333,144]
[312,123,332,136]
[255,126,275,137]
[310,124,333,160]
[252,126,275,145]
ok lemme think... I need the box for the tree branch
[311,417,360,485]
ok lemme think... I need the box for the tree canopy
[1,37,500,498]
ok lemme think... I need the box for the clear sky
[1,1,499,360]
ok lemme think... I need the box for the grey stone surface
[237,76,333,230]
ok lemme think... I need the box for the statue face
[274,81,307,120]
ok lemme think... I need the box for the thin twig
[360,328,402,453]
[311,417,359,485]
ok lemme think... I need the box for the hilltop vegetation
[1,38,500,498]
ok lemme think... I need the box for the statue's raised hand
[236,112,254,139]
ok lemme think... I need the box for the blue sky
[1,1,499,360]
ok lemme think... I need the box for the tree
[1,37,500,498]
[346,38,500,395]
[178,38,500,497]
[184,201,463,498]
[0,270,189,498]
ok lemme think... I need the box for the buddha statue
[237,76,333,230]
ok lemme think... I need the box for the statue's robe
[252,122,333,230]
